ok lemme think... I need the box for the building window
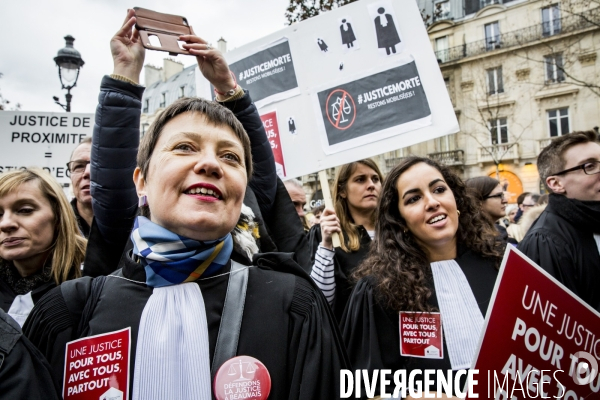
[542,4,561,36]
[487,67,504,95]
[489,117,508,144]
[179,86,185,98]
[481,0,501,8]
[435,36,449,63]
[433,1,451,21]
[436,135,453,152]
[444,76,455,105]
[143,99,149,113]
[545,54,565,83]
[485,22,501,51]
[141,123,149,137]
[547,108,569,137]
[160,93,166,108]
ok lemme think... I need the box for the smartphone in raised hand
[133,7,192,56]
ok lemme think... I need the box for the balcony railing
[428,150,465,166]
[433,11,452,23]
[536,137,554,153]
[477,142,520,163]
[435,10,600,64]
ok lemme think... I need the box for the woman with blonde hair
[308,158,383,320]
[0,168,86,325]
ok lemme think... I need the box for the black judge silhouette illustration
[317,38,329,52]
[340,19,357,48]
[288,117,297,134]
[374,7,401,55]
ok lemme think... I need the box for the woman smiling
[24,10,346,399]
[341,157,501,398]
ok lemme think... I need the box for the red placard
[399,311,443,359]
[260,111,286,179]
[63,328,131,400]
[467,247,600,399]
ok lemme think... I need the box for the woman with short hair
[0,168,86,325]
[308,159,383,320]
[24,10,347,399]
[341,157,502,397]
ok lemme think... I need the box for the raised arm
[90,10,145,245]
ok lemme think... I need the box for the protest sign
[228,39,299,109]
[399,312,443,359]
[259,111,286,178]
[197,0,457,179]
[315,59,431,153]
[63,328,131,400]
[467,247,600,399]
[0,111,94,191]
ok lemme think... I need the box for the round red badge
[213,355,271,400]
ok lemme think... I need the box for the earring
[457,210,461,216]
[403,228,408,234]
[138,195,148,207]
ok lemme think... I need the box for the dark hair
[353,157,502,312]
[311,204,325,215]
[465,176,500,203]
[538,130,598,190]
[536,194,549,205]
[137,97,253,217]
[516,192,531,206]
[333,159,384,252]
[465,176,502,226]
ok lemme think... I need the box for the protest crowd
[1,9,599,400]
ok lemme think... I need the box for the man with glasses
[66,137,93,238]
[520,131,600,311]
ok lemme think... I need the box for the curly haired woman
[341,157,502,398]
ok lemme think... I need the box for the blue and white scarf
[130,216,233,400]
[131,216,233,287]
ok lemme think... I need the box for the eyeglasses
[521,203,536,208]
[484,192,505,200]
[66,160,90,174]
[550,160,600,177]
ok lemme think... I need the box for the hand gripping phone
[133,7,192,56]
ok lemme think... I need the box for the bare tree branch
[285,0,358,25]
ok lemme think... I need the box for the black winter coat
[519,194,600,311]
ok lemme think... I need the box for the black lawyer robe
[24,251,349,399]
[340,249,498,398]
[0,308,60,400]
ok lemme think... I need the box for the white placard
[0,111,94,189]
[197,0,457,179]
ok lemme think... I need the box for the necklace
[108,265,255,285]
[198,265,255,281]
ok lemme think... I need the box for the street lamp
[53,35,84,112]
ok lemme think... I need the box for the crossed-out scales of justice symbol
[331,96,352,124]
[227,359,258,381]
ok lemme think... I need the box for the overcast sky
[0,0,289,113]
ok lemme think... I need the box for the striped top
[310,246,336,305]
